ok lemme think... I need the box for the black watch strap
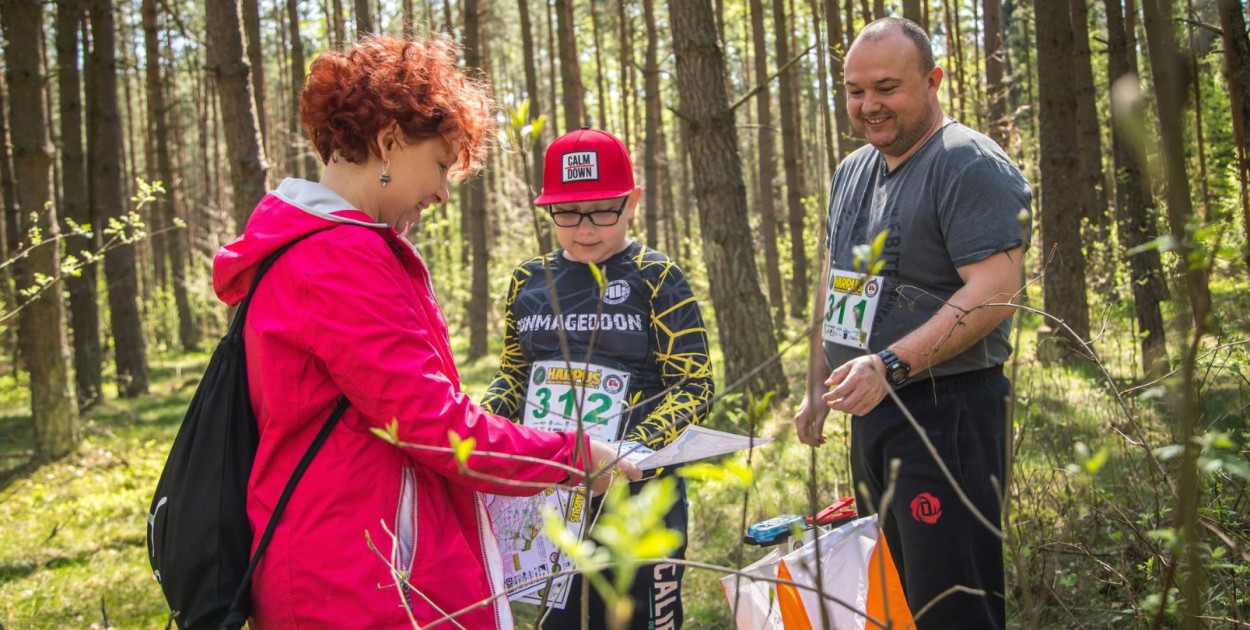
[876,349,910,387]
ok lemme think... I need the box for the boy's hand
[585,439,642,496]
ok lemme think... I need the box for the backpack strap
[220,396,351,629]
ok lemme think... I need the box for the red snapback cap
[533,128,636,205]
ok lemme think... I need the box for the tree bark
[464,0,490,359]
[88,0,150,397]
[4,0,81,458]
[143,0,198,352]
[1035,0,1091,347]
[355,0,373,38]
[1069,0,1108,229]
[771,0,807,319]
[288,0,320,179]
[56,0,104,407]
[1142,0,1211,332]
[668,0,787,397]
[825,0,858,157]
[518,0,550,243]
[206,0,270,233]
[983,0,1008,149]
[330,0,345,47]
[402,0,416,39]
[903,0,922,23]
[1218,0,1250,275]
[749,0,785,318]
[242,0,269,166]
[555,0,585,131]
[618,0,635,149]
[1104,0,1167,369]
[643,0,662,248]
[589,0,609,128]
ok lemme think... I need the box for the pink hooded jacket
[213,179,589,629]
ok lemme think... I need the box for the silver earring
[380,159,392,187]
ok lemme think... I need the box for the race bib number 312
[822,270,884,350]
[523,360,631,442]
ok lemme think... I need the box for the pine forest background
[2,0,1250,627]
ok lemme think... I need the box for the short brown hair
[855,17,936,73]
[300,35,495,180]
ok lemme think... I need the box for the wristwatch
[876,349,910,388]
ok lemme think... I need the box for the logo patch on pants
[910,492,942,524]
[562,151,599,183]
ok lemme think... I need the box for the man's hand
[823,354,891,417]
[794,392,830,446]
[584,439,642,496]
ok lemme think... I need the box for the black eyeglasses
[548,198,628,228]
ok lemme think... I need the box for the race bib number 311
[822,270,884,350]
[523,360,631,442]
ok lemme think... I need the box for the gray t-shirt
[822,119,1032,381]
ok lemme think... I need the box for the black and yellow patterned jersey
[481,241,714,449]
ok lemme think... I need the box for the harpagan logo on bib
[603,279,630,305]
[603,374,625,394]
[562,151,599,183]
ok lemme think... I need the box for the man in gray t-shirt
[794,17,1031,630]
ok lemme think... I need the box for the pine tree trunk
[1218,0,1250,275]
[1142,0,1212,332]
[288,0,320,179]
[1035,0,1091,348]
[143,0,198,352]
[643,0,662,248]
[464,0,490,359]
[668,0,787,397]
[242,0,270,174]
[0,57,19,357]
[589,0,609,128]
[206,0,270,233]
[617,0,634,149]
[88,0,150,396]
[749,0,785,318]
[825,0,857,157]
[1069,0,1108,230]
[3,0,81,458]
[518,0,551,246]
[331,0,345,47]
[555,0,585,131]
[402,0,415,39]
[56,0,104,407]
[903,0,921,23]
[983,0,1007,149]
[1104,0,1167,370]
[771,0,807,319]
[355,0,372,37]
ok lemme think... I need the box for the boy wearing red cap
[482,128,714,629]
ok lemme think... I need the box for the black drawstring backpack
[147,231,349,629]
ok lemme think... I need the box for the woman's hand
[584,439,643,496]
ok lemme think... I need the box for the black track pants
[850,367,1009,630]
[542,476,688,630]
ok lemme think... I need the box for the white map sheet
[489,425,772,608]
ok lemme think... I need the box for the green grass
[0,351,209,629]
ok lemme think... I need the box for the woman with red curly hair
[212,35,638,629]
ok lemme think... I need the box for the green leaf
[634,529,684,558]
[369,419,401,445]
[448,431,476,465]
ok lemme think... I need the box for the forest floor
[2,274,1249,628]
